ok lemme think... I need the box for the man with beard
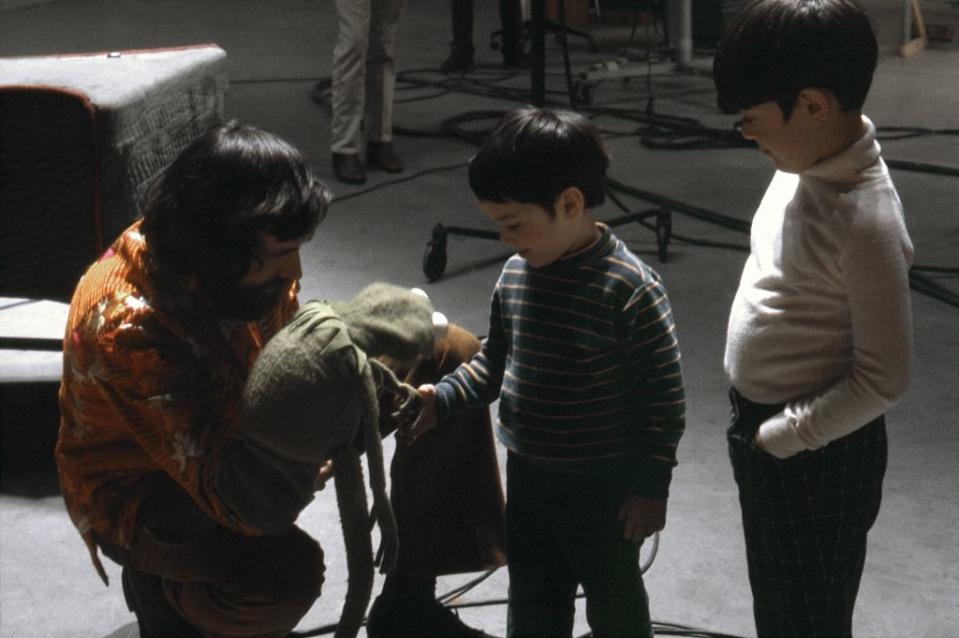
[56,122,505,637]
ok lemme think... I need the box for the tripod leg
[424,224,449,281]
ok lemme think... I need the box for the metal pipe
[668,0,693,67]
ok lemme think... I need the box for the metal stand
[573,0,694,104]
[420,0,675,282]
[422,208,672,282]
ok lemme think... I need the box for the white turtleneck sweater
[724,116,914,459]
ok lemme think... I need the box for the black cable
[306,32,957,309]
[913,264,959,274]
[877,126,959,140]
[885,158,959,177]
[330,161,469,203]
[909,270,959,307]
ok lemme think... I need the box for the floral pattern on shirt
[56,222,297,557]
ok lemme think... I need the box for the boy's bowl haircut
[469,107,609,212]
[713,0,878,117]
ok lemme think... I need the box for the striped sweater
[436,224,685,498]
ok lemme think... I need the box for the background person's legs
[363,0,405,146]
[441,0,475,72]
[331,0,370,156]
[331,0,372,183]
[499,0,524,67]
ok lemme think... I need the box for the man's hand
[619,495,666,543]
[402,384,438,445]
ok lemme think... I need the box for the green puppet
[219,282,441,638]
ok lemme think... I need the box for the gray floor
[2,1,958,636]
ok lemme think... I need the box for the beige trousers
[331,0,407,154]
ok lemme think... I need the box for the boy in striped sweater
[407,107,686,637]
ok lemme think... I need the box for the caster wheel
[423,240,448,282]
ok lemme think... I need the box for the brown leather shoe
[332,152,366,184]
[366,141,404,173]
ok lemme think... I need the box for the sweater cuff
[434,380,458,423]
[628,461,673,499]
[756,411,811,459]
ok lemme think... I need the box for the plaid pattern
[727,388,887,638]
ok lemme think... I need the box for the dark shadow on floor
[0,467,61,497]
[1,381,61,496]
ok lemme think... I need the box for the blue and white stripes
[436,225,685,498]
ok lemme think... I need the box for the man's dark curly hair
[713,0,878,119]
[140,121,331,301]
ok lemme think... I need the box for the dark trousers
[450,0,523,62]
[505,454,653,638]
[112,325,506,637]
[727,387,887,638]
[112,493,324,638]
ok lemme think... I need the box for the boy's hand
[619,495,666,543]
[314,458,334,491]
[402,384,438,445]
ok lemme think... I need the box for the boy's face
[737,100,822,173]
[479,199,585,269]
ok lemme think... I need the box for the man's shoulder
[67,285,162,357]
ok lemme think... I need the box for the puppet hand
[314,459,334,491]
[403,384,438,445]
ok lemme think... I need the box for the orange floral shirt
[56,221,297,579]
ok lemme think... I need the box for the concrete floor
[2,0,958,636]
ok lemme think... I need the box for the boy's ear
[798,88,831,122]
[556,187,586,218]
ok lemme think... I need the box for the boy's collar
[539,223,613,270]
[802,115,880,184]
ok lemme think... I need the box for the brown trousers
[119,324,506,637]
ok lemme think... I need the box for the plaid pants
[727,387,887,638]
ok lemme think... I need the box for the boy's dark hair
[141,121,331,298]
[713,0,878,119]
[469,107,609,214]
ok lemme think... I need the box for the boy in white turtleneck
[713,1,913,636]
